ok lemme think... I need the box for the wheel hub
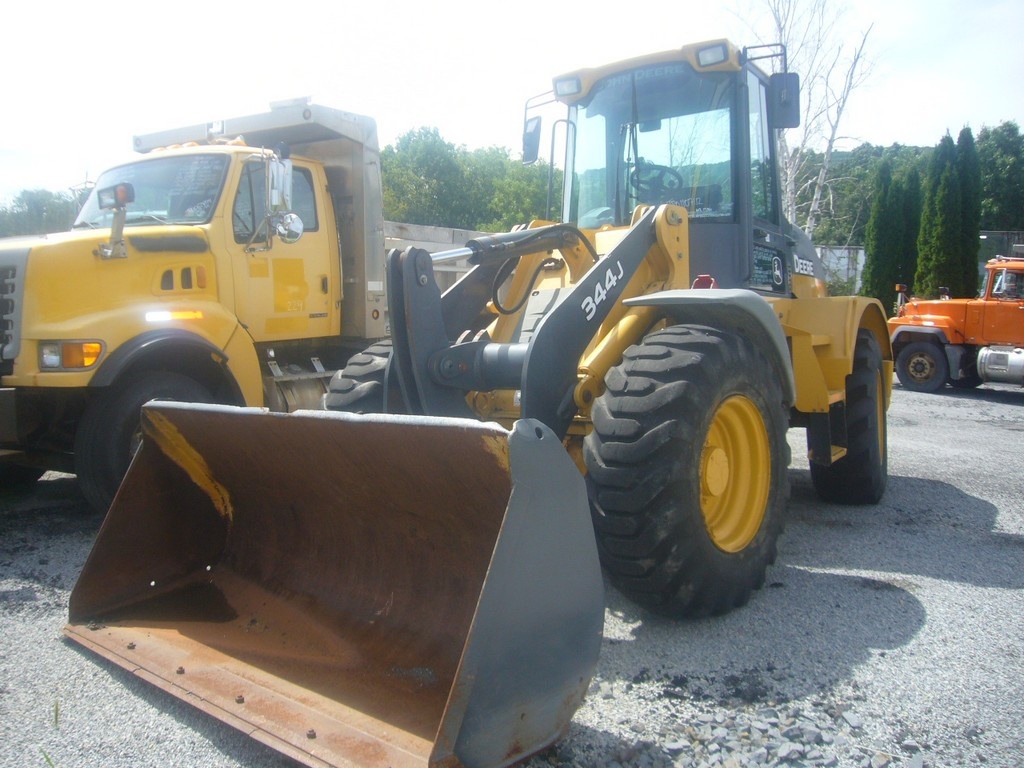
[699,395,771,553]
[908,354,934,382]
[702,446,730,498]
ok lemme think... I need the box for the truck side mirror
[267,156,293,212]
[248,153,303,251]
[768,72,800,130]
[275,212,304,244]
[95,183,135,260]
[523,116,542,164]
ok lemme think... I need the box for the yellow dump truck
[0,101,482,512]
[66,40,893,768]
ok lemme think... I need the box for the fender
[624,288,796,407]
[889,323,951,347]
[90,328,245,404]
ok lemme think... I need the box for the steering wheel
[629,162,685,201]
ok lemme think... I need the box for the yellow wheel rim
[699,395,771,553]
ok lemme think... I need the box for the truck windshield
[570,62,734,229]
[73,154,229,229]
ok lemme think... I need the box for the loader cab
[532,40,813,295]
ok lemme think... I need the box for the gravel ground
[1,383,1022,768]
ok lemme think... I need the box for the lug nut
[176,666,185,675]
[235,695,245,704]
[306,729,317,739]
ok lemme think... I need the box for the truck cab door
[983,268,1024,344]
[227,158,338,342]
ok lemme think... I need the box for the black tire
[949,368,983,389]
[322,340,402,413]
[895,340,948,392]
[583,325,790,618]
[949,375,982,389]
[810,330,888,504]
[74,371,212,513]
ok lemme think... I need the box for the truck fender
[90,328,245,403]
[624,288,796,407]
[889,324,950,349]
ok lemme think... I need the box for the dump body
[66,401,603,767]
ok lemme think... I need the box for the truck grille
[0,247,29,376]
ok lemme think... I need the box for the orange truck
[888,248,1024,391]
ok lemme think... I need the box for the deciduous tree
[751,0,872,241]
[977,121,1024,231]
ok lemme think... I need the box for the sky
[2,0,1021,206]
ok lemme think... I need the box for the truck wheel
[810,329,888,504]
[74,372,212,513]
[584,325,789,618]
[895,340,948,392]
[322,341,402,413]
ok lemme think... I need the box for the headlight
[554,77,582,97]
[38,341,104,370]
[697,43,729,67]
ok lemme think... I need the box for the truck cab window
[993,269,1020,298]
[74,155,228,228]
[233,162,318,244]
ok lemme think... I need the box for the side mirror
[247,151,301,252]
[268,156,293,212]
[523,116,542,164]
[275,212,304,244]
[95,182,135,260]
[768,72,801,130]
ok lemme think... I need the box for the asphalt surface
[1,382,1022,768]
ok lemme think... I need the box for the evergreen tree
[915,135,963,297]
[860,159,898,310]
[956,128,982,296]
[861,156,921,313]
[898,168,922,288]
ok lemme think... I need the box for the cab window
[747,71,777,223]
[233,161,319,243]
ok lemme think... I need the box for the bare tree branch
[744,0,873,239]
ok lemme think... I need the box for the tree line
[806,121,1024,308]
[3,120,1022,308]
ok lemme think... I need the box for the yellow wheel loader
[66,40,892,768]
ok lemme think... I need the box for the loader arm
[388,207,659,437]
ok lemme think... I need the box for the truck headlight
[39,341,104,370]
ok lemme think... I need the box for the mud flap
[65,402,604,768]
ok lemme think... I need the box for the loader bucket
[65,402,603,768]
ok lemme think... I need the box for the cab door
[982,268,1024,344]
[227,157,338,342]
[744,70,793,295]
